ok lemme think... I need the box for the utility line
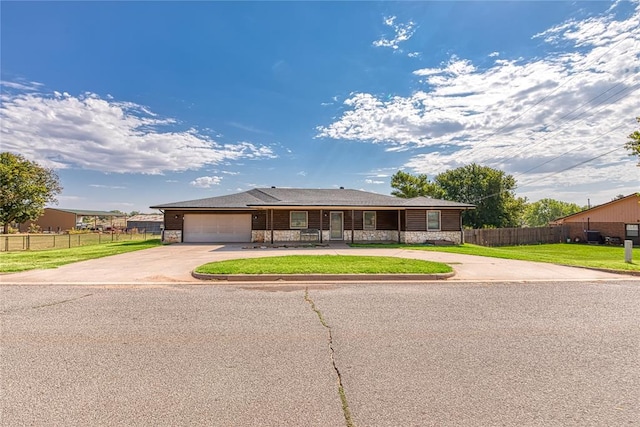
[470,145,626,204]
[486,80,639,167]
[516,146,625,190]
[512,121,630,178]
[465,31,634,153]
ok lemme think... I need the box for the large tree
[391,164,526,229]
[390,171,442,198]
[522,198,585,227]
[625,117,640,166]
[0,152,62,233]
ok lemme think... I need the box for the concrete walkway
[0,243,628,284]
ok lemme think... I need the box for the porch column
[319,209,323,243]
[351,209,355,244]
[398,210,402,243]
[270,209,274,244]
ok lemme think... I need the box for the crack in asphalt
[304,288,355,427]
[0,293,94,314]
[31,293,93,309]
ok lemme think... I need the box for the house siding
[555,195,639,223]
[162,207,466,244]
[442,210,462,231]
[405,209,461,231]
[20,209,77,233]
[406,210,427,231]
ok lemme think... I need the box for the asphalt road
[1,280,639,426]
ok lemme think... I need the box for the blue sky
[2,1,638,213]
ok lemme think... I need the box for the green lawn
[351,243,640,273]
[0,239,162,273]
[195,255,452,275]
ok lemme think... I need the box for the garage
[183,214,252,243]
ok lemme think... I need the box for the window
[626,224,639,237]
[290,211,308,229]
[427,211,441,230]
[363,211,376,230]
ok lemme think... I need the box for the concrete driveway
[0,243,627,284]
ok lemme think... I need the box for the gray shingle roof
[47,208,127,216]
[151,188,475,210]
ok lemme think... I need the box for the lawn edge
[191,271,456,282]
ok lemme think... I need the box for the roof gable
[552,193,640,223]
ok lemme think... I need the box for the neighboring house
[19,208,126,233]
[126,214,164,234]
[551,193,640,245]
[150,187,475,244]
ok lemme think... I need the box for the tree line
[390,165,587,229]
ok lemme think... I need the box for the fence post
[4,236,8,252]
[53,235,56,249]
[78,234,80,246]
[68,233,71,248]
[625,240,633,263]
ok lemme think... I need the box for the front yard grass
[351,243,640,273]
[0,239,162,273]
[195,255,452,275]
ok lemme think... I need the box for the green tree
[624,117,640,165]
[522,198,585,227]
[434,164,525,229]
[390,171,442,198]
[391,164,526,229]
[0,152,62,234]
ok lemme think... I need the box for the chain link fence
[1,231,154,252]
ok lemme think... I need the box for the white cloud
[373,16,416,50]
[413,56,477,77]
[408,52,421,58]
[319,2,640,199]
[89,184,126,189]
[0,89,277,174]
[365,179,385,185]
[190,176,222,188]
[297,171,307,176]
[1,80,42,91]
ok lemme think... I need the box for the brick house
[150,187,475,244]
[551,193,640,245]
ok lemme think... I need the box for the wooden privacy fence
[464,226,565,246]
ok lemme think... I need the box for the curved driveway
[0,243,626,284]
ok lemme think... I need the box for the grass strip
[351,243,640,273]
[0,239,162,272]
[195,255,452,275]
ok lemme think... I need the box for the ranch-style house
[150,187,475,244]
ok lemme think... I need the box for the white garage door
[183,214,252,243]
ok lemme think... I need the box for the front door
[330,211,343,240]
